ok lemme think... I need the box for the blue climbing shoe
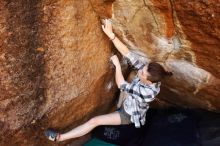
[44,129,60,141]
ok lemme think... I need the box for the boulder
[0,0,219,145]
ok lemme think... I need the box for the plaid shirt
[120,52,161,128]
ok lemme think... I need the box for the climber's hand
[110,55,120,67]
[101,19,115,39]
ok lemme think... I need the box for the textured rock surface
[0,0,115,146]
[112,0,220,110]
[0,0,219,145]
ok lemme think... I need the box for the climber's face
[137,65,151,83]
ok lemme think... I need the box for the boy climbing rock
[45,19,172,142]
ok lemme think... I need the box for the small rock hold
[36,47,45,52]
[31,120,36,124]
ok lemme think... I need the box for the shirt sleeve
[119,81,134,93]
[125,52,145,70]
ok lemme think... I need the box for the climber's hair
[147,62,173,83]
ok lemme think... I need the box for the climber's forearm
[110,34,130,56]
[101,19,130,56]
[114,64,125,88]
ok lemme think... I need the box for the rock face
[112,0,220,110]
[0,0,219,145]
[0,0,114,145]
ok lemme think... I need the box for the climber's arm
[102,19,130,56]
[102,19,145,70]
[110,55,125,88]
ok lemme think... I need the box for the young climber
[44,19,172,142]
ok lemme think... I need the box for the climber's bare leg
[58,112,121,141]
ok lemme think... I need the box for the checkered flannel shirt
[120,52,161,128]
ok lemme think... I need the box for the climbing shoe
[44,129,60,141]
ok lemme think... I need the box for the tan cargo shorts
[116,106,131,125]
